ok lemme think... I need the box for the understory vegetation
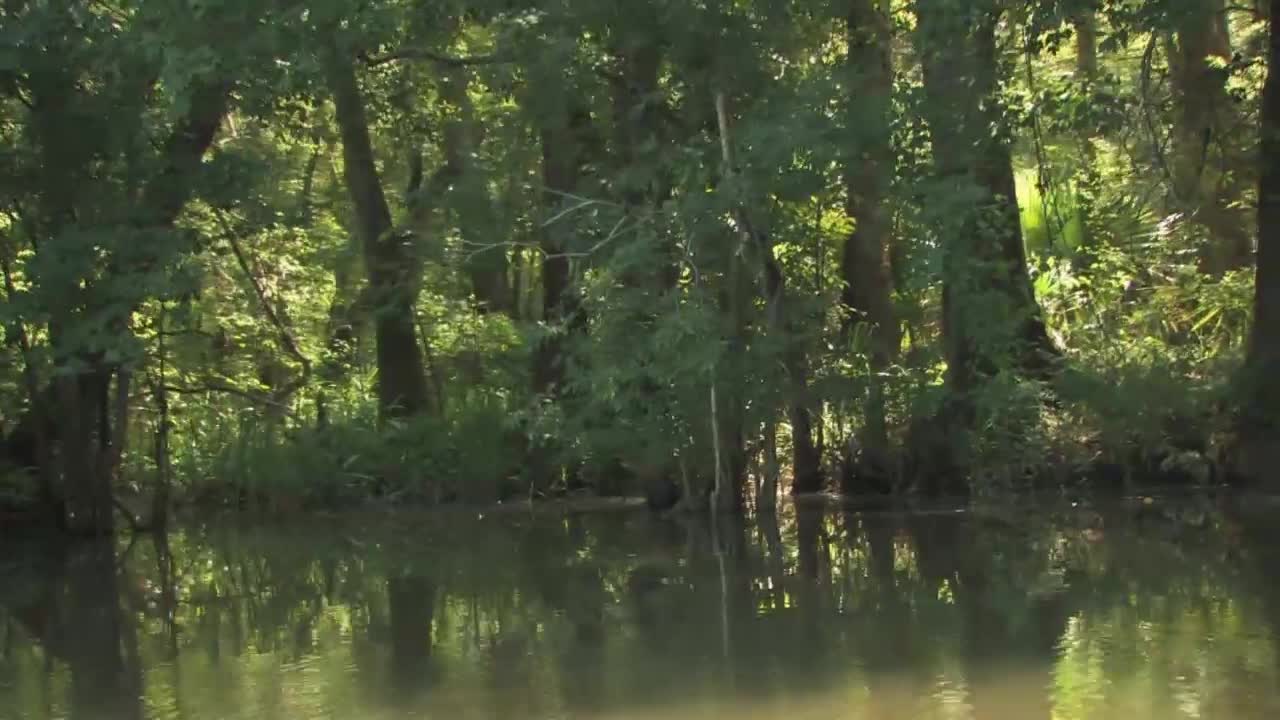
[2,0,1280,533]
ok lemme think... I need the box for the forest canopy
[2,0,1279,535]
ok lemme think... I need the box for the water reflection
[2,495,1279,719]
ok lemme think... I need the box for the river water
[1,494,1279,719]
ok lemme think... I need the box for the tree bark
[326,49,431,423]
[1169,0,1254,275]
[27,53,112,535]
[841,0,899,495]
[1072,8,1102,259]
[1235,0,1280,486]
[1073,10,1098,80]
[915,0,1061,481]
[57,371,113,535]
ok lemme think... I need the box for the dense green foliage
[2,0,1279,530]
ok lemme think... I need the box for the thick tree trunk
[1170,0,1254,275]
[326,50,431,423]
[57,370,113,535]
[915,1,1061,482]
[1235,0,1280,486]
[29,61,114,535]
[918,4,1060,388]
[841,0,899,495]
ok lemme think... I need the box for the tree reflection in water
[1,495,1279,720]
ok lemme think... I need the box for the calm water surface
[2,495,1279,720]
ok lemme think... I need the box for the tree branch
[163,380,301,421]
[361,48,508,68]
[212,210,313,383]
[137,78,232,228]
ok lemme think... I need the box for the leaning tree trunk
[841,0,899,495]
[326,49,431,423]
[914,0,1061,485]
[1235,0,1280,486]
[1169,0,1253,275]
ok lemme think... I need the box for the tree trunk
[786,373,824,495]
[915,1,1061,481]
[1074,10,1098,80]
[1169,0,1254,275]
[58,370,113,536]
[1235,0,1280,486]
[607,33,689,509]
[527,98,594,493]
[326,49,431,423]
[918,3,1060,388]
[28,60,113,535]
[841,0,899,495]
[713,92,824,497]
[1072,9,1102,259]
[27,56,230,534]
[608,29,683,292]
[436,67,512,316]
[714,272,750,514]
[535,105,591,396]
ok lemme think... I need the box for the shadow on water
[2,493,1280,719]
